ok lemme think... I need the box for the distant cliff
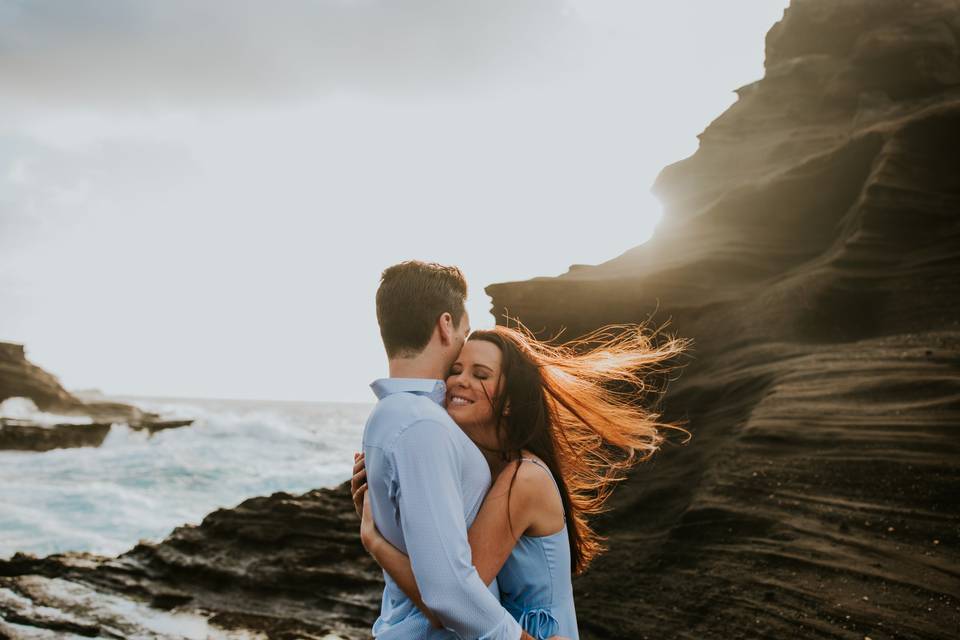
[0,342,80,413]
[488,0,960,638]
[0,342,192,450]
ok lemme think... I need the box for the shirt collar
[370,378,447,406]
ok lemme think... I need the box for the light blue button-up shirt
[363,377,522,640]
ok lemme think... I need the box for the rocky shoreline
[1,485,381,639]
[0,342,194,452]
[2,0,959,638]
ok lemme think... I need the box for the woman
[352,324,687,639]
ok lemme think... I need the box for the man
[355,261,533,639]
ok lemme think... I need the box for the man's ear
[437,312,454,346]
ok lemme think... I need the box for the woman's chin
[446,405,477,426]
[446,405,467,419]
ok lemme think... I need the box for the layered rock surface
[3,1,959,638]
[487,1,960,638]
[0,342,193,451]
[1,485,382,639]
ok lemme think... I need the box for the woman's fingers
[353,483,367,501]
[362,488,372,517]
[351,468,367,494]
[352,482,368,518]
[359,488,377,553]
[351,451,367,518]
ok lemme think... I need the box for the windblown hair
[468,323,689,574]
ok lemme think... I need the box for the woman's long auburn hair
[468,323,689,574]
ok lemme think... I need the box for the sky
[1,0,790,403]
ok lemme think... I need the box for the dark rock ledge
[0,342,193,452]
[0,484,382,640]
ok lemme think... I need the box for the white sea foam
[0,395,370,560]
[0,576,270,639]
[0,397,93,426]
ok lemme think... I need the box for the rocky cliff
[0,342,193,450]
[0,343,79,414]
[487,1,960,638]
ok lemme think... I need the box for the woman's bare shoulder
[493,454,561,507]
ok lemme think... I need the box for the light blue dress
[497,457,580,640]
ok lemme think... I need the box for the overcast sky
[1,1,789,403]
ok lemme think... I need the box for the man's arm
[362,518,542,640]
[391,418,522,640]
[359,491,444,629]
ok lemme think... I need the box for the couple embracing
[350,260,684,639]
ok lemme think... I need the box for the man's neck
[388,355,447,381]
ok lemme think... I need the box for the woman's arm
[467,459,541,583]
[360,458,542,590]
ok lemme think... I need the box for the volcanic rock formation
[487,1,960,638]
[0,486,381,639]
[0,342,193,451]
[2,1,959,638]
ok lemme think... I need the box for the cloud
[0,133,195,255]
[0,0,581,109]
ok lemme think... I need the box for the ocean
[0,395,370,560]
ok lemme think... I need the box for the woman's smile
[448,394,475,407]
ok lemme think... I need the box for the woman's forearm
[368,536,444,629]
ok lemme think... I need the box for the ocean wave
[0,397,93,426]
[0,396,370,559]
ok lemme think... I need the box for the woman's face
[445,339,504,451]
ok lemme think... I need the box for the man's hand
[351,451,367,518]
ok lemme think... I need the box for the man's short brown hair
[376,261,468,358]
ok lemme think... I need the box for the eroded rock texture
[487,1,960,638]
[0,342,193,450]
[0,485,382,639]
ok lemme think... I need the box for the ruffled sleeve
[517,607,560,640]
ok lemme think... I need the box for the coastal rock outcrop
[0,342,193,451]
[1,484,382,639]
[487,1,960,638]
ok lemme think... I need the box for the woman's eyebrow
[473,363,494,373]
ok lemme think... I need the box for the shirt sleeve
[391,418,522,640]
